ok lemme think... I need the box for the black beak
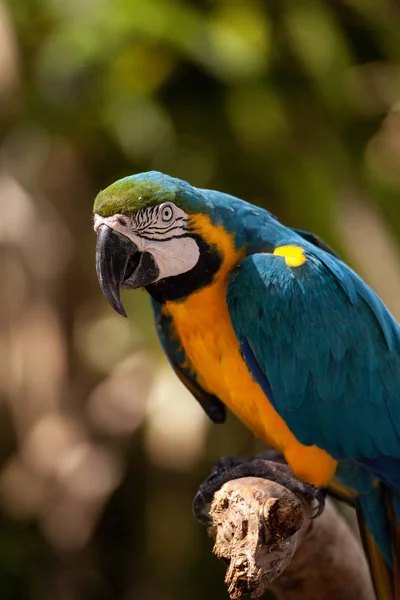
[95,225,159,317]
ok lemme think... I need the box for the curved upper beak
[95,225,160,317]
[96,225,135,317]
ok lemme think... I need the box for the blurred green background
[2,0,400,598]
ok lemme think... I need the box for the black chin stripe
[146,235,222,303]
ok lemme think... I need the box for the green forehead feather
[93,175,176,217]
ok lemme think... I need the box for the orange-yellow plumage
[165,215,337,487]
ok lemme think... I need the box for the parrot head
[93,171,227,315]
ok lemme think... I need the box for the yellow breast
[165,215,337,487]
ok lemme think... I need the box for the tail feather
[357,507,394,600]
[333,461,400,600]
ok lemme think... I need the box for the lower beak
[95,225,159,317]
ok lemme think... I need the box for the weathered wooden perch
[207,476,375,600]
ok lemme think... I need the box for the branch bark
[207,476,375,600]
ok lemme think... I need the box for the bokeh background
[2,0,400,598]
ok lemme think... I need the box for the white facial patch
[140,235,199,280]
[94,203,200,281]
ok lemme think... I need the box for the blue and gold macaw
[93,171,400,599]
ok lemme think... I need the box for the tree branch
[207,476,375,600]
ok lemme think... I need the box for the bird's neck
[146,213,245,304]
[146,204,288,304]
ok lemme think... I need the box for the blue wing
[151,298,226,424]
[227,245,400,463]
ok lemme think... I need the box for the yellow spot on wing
[274,245,306,267]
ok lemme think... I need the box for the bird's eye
[161,205,174,222]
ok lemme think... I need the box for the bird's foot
[193,449,325,526]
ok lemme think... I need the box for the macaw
[93,171,400,599]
